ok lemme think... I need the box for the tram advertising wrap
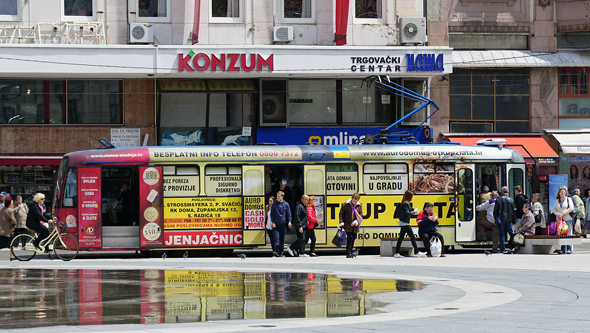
[163,197,243,229]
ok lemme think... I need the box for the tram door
[506,164,527,198]
[242,165,266,246]
[304,165,326,245]
[455,164,476,242]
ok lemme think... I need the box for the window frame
[353,0,385,24]
[559,68,589,98]
[0,0,21,21]
[134,0,171,23]
[209,0,244,23]
[362,163,408,195]
[204,164,243,196]
[278,0,316,24]
[61,0,97,22]
[162,165,200,197]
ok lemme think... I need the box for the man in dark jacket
[493,186,517,254]
[270,190,292,257]
[513,186,528,229]
[287,195,309,257]
[417,203,445,257]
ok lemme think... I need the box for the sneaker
[503,249,512,254]
[393,253,404,258]
[417,251,427,257]
[440,254,446,257]
[346,254,352,258]
[310,253,317,257]
[272,251,279,257]
[286,247,294,257]
[566,251,573,254]
[427,254,433,257]
[300,254,309,257]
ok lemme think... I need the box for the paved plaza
[2,241,590,333]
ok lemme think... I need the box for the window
[288,80,336,124]
[413,163,454,194]
[457,168,473,222]
[558,68,590,128]
[401,79,428,125]
[68,80,122,124]
[326,164,358,195]
[0,0,19,21]
[281,0,314,23]
[138,0,170,22]
[342,79,393,124]
[163,166,200,197]
[63,0,94,20]
[363,163,408,194]
[210,0,242,22]
[355,0,382,20]
[205,165,242,196]
[449,69,530,133]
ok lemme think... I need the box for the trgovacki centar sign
[178,50,274,72]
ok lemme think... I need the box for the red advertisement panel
[78,167,101,248]
[140,167,164,247]
[164,230,243,247]
[79,270,102,325]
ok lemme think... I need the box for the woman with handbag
[513,203,536,253]
[265,196,275,256]
[552,186,574,254]
[338,193,362,258]
[531,193,545,235]
[393,191,426,258]
[306,195,319,257]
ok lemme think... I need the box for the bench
[518,235,582,254]
[380,238,425,257]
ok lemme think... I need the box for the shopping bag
[574,219,582,235]
[331,227,343,247]
[557,218,569,236]
[430,236,442,257]
[513,233,525,246]
[548,221,557,235]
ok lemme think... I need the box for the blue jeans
[273,223,287,254]
[498,221,514,252]
[561,219,574,253]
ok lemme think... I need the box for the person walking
[305,195,318,257]
[287,195,309,257]
[393,191,426,258]
[265,196,275,256]
[476,190,500,252]
[572,189,585,237]
[0,198,16,250]
[417,203,446,257]
[12,195,28,247]
[338,193,363,258]
[493,186,517,254]
[553,186,574,254]
[270,191,292,257]
[531,193,546,235]
[513,202,536,254]
[513,186,528,230]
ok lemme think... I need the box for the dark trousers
[289,227,305,255]
[419,231,445,255]
[272,223,286,254]
[395,225,419,254]
[267,228,275,250]
[31,224,50,248]
[346,232,357,255]
[305,228,316,254]
[498,221,514,252]
[13,228,28,247]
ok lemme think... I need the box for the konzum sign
[178,52,274,72]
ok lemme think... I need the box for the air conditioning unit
[128,23,153,44]
[261,94,287,124]
[400,17,426,44]
[273,26,293,42]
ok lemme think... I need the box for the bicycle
[10,220,79,261]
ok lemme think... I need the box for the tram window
[326,164,358,195]
[457,168,474,222]
[363,163,408,195]
[163,166,200,198]
[205,165,242,196]
[413,163,454,194]
[509,168,524,198]
[244,169,264,196]
[63,167,78,208]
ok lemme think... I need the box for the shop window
[363,163,408,195]
[205,165,242,196]
[342,79,393,124]
[260,79,287,126]
[288,80,337,124]
[281,0,314,23]
[210,0,242,22]
[68,80,122,124]
[63,0,94,20]
[558,68,590,128]
[449,69,530,133]
[0,0,19,20]
[136,0,170,22]
[0,166,56,211]
[413,163,454,194]
[401,79,428,125]
[355,0,382,20]
[326,164,358,195]
[162,166,200,198]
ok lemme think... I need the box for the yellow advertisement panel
[164,197,243,229]
[164,270,243,297]
[163,176,199,197]
[326,194,456,228]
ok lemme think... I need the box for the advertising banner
[78,167,102,248]
[244,197,265,229]
[567,156,590,197]
[549,174,568,214]
[163,197,243,229]
[164,230,243,247]
[140,167,164,247]
[256,127,430,145]
[326,164,358,195]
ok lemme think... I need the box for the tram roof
[64,144,524,166]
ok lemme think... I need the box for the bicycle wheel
[10,234,37,261]
[53,234,79,261]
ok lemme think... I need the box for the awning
[544,129,590,154]
[0,156,63,166]
[453,50,590,68]
[442,134,558,162]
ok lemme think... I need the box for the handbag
[332,227,343,247]
[568,198,580,219]
[548,221,558,235]
[430,236,442,257]
[513,233,525,247]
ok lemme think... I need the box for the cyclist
[25,193,53,252]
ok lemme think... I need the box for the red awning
[334,0,349,46]
[0,156,63,166]
[445,135,558,159]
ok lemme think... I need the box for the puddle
[0,269,425,329]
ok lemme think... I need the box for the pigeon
[484,250,492,256]
[162,252,167,260]
[351,249,358,258]
[183,251,189,260]
[237,253,246,260]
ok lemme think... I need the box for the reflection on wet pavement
[0,269,425,329]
